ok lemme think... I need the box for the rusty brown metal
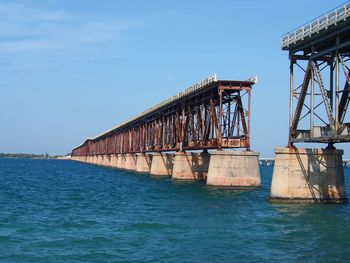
[71,79,255,156]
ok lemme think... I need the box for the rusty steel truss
[72,76,255,156]
[286,2,350,145]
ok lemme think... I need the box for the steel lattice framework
[71,77,255,156]
[286,1,350,145]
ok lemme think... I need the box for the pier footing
[206,150,260,187]
[116,154,126,169]
[150,153,174,176]
[110,154,118,168]
[172,151,210,180]
[270,147,347,203]
[136,154,152,173]
[125,154,136,170]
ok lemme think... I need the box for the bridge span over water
[72,2,350,203]
[71,75,261,186]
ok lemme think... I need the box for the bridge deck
[282,2,350,54]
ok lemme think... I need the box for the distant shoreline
[0,153,69,159]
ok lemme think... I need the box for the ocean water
[0,158,350,262]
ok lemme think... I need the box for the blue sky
[0,0,348,157]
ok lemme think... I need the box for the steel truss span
[285,2,350,145]
[71,77,255,156]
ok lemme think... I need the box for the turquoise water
[0,158,350,262]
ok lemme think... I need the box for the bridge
[71,75,261,187]
[271,2,350,203]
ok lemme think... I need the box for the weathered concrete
[270,147,347,203]
[136,153,152,173]
[101,154,109,166]
[116,154,126,169]
[125,154,137,170]
[206,150,261,187]
[150,153,174,176]
[91,155,97,164]
[172,151,210,180]
[109,154,118,168]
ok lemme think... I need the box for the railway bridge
[71,75,261,187]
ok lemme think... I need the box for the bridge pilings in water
[150,153,174,177]
[172,152,210,181]
[71,150,261,188]
[135,153,152,173]
[270,148,347,203]
[207,151,261,187]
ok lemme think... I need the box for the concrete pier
[102,154,110,166]
[270,147,347,203]
[150,153,174,176]
[172,151,210,180]
[116,154,126,169]
[206,150,261,187]
[109,154,118,168]
[125,154,137,170]
[136,153,152,173]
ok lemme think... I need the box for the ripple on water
[0,159,350,262]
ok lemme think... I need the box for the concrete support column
[117,154,126,169]
[172,151,210,180]
[270,147,347,203]
[150,153,174,176]
[207,150,261,187]
[136,153,152,173]
[109,154,118,168]
[97,155,103,165]
[125,154,137,170]
[101,155,108,166]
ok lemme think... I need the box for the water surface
[0,158,350,262]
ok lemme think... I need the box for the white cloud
[0,2,134,54]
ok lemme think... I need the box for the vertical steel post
[310,68,314,138]
[289,57,294,146]
[335,52,340,134]
[218,88,223,150]
[247,87,251,151]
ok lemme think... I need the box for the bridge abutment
[150,153,174,176]
[136,153,152,173]
[172,151,210,180]
[206,150,261,187]
[270,148,347,203]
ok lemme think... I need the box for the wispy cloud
[0,2,135,54]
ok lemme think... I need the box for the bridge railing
[281,2,350,49]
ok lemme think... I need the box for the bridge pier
[116,154,126,169]
[136,153,152,173]
[102,155,110,166]
[109,154,118,168]
[172,151,210,181]
[125,154,137,170]
[206,150,260,187]
[150,153,174,176]
[270,148,347,203]
[91,155,96,164]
